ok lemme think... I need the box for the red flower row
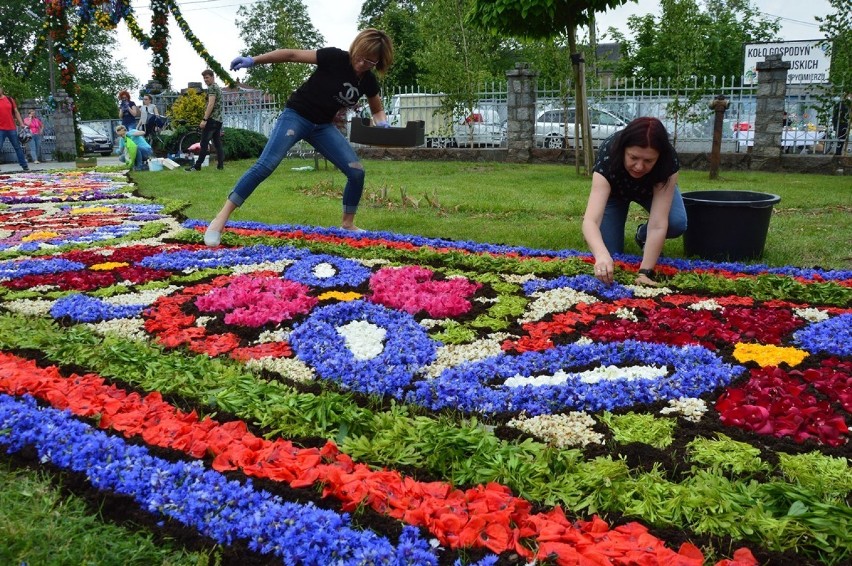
[587,306,804,350]
[716,362,850,446]
[501,297,805,354]
[3,244,183,292]
[0,351,755,565]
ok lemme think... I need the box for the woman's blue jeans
[0,129,29,170]
[30,134,42,161]
[600,186,688,254]
[229,108,365,214]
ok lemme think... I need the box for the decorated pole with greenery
[34,0,234,98]
[470,0,633,173]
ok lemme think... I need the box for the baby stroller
[145,116,174,158]
[145,115,170,142]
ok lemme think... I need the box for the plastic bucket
[682,190,781,261]
[148,158,164,172]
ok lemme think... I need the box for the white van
[385,94,504,148]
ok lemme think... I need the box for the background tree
[235,0,324,98]
[470,0,633,172]
[607,0,779,82]
[72,23,139,119]
[816,0,851,154]
[5,0,138,118]
[0,64,34,102]
[512,37,574,87]
[607,0,709,143]
[358,0,422,90]
[412,0,506,134]
[604,0,779,145]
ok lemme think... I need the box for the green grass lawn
[133,158,852,270]
[0,461,212,565]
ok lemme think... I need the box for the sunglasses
[358,57,378,68]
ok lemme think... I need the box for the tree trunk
[568,27,594,175]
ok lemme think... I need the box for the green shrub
[222,127,267,160]
[151,126,266,160]
[167,88,206,124]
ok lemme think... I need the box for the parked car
[535,107,628,149]
[80,124,114,156]
[453,106,504,147]
[385,94,505,148]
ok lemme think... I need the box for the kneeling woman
[204,28,394,246]
[582,116,687,286]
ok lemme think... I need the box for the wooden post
[708,95,729,180]
[570,51,594,175]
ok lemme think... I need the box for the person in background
[833,95,849,156]
[582,116,686,287]
[0,85,30,172]
[114,125,152,171]
[23,109,43,164]
[117,90,139,130]
[186,70,224,172]
[137,94,162,137]
[202,28,393,246]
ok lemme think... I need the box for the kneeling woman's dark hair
[609,117,675,185]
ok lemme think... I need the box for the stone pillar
[51,89,78,159]
[753,54,790,160]
[506,63,538,163]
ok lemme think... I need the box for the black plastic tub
[349,118,425,147]
[682,190,781,261]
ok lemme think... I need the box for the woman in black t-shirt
[581,117,687,286]
[203,29,394,246]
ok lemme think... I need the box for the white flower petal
[337,320,386,360]
[504,364,667,387]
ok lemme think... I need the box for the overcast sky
[114,0,832,92]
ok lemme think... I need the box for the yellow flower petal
[72,206,112,215]
[90,262,130,271]
[23,231,60,242]
[733,342,808,367]
[317,291,362,302]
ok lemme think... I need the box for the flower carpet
[0,170,850,565]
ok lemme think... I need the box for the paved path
[1,156,124,173]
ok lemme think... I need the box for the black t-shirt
[286,47,380,124]
[593,133,680,202]
[120,100,137,119]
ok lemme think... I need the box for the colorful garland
[27,0,234,97]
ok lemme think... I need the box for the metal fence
[384,77,848,154]
[559,76,846,154]
[1,107,58,165]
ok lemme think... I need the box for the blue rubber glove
[375,120,390,128]
[230,56,255,71]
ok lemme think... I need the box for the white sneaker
[33,160,40,164]
[204,228,222,247]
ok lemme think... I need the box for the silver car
[536,107,628,149]
[80,124,114,156]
